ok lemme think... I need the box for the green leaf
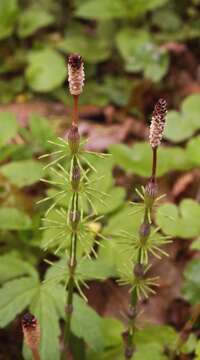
[29,114,56,152]
[134,325,177,348]
[76,0,128,19]
[58,33,110,63]
[109,143,188,177]
[72,294,105,351]
[156,199,200,238]
[195,340,200,359]
[0,159,43,187]
[26,49,66,92]
[0,77,24,104]
[0,252,37,283]
[0,277,38,327]
[0,208,31,230]
[116,28,169,81]
[134,343,167,360]
[18,6,54,38]
[78,258,115,280]
[186,136,200,167]
[29,285,61,360]
[101,318,124,348]
[183,259,200,305]
[94,187,125,215]
[164,95,200,142]
[0,112,18,147]
[76,0,168,20]
[0,0,19,39]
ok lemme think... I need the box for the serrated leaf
[0,277,39,327]
[0,112,18,147]
[0,252,37,283]
[156,199,200,239]
[26,49,66,92]
[0,208,31,230]
[18,6,54,38]
[183,259,200,305]
[0,159,43,187]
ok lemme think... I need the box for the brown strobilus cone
[22,313,41,360]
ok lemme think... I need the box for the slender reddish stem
[151,147,157,182]
[72,95,79,126]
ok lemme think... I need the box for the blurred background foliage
[0,0,200,359]
[0,0,199,104]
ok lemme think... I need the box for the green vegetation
[0,0,200,359]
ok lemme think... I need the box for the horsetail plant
[37,54,109,357]
[119,98,171,359]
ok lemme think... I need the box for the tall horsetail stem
[62,54,84,356]
[123,99,167,359]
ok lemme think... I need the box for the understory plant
[35,54,110,357]
[118,98,171,359]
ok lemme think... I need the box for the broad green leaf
[29,114,56,152]
[103,204,141,236]
[93,187,125,215]
[0,208,31,230]
[58,33,110,63]
[116,28,168,81]
[164,111,194,143]
[156,199,200,238]
[0,112,18,147]
[87,348,123,360]
[76,0,128,19]
[109,143,188,177]
[0,252,37,283]
[164,95,200,142]
[76,0,168,20]
[183,259,200,305]
[29,285,61,360]
[134,325,177,348]
[186,136,200,167]
[0,0,18,39]
[181,333,197,354]
[72,294,105,351]
[0,277,38,327]
[77,258,115,280]
[195,340,200,359]
[134,343,167,360]
[101,318,124,348]
[26,49,66,92]
[0,159,43,187]
[45,257,115,284]
[18,6,54,38]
